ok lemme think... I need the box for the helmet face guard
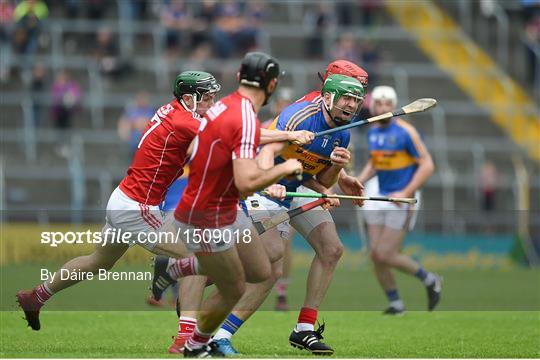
[238,52,282,106]
[173,71,221,111]
[322,74,366,126]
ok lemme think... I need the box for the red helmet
[320,60,369,88]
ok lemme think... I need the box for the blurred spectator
[304,3,335,59]
[211,0,244,58]
[12,0,48,57]
[0,0,14,82]
[117,91,155,157]
[209,0,265,58]
[51,70,81,131]
[360,0,382,26]
[336,1,383,28]
[175,0,217,64]
[93,27,131,79]
[86,0,107,20]
[51,70,81,157]
[332,32,361,64]
[119,0,148,21]
[479,160,498,233]
[190,0,216,50]
[360,40,381,84]
[240,0,268,51]
[160,0,191,57]
[524,15,540,86]
[336,2,353,27]
[479,160,498,212]
[522,0,540,22]
[30,63,46,126]
[64,0,80,18]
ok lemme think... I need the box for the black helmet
[238,52,281,89]
[238,52,281,105]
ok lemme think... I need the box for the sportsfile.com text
[40,228,253,247]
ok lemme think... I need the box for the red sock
[276,278,288,297]
[186,325,211,350]
[35,283,53,304]
[167,257,199,280]
[296,307,317,331]
[178,316,197,338]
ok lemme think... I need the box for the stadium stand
[1,0,538,234]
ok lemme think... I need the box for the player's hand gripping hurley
[314,98,437,137]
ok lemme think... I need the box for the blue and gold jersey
[368,118,425,194]
[267,101,350,205]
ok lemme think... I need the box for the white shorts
[244,186,333,240]
[161,210,176,227]
[173,210,252,253]
[102,187,165,251]
[362,191,421,231]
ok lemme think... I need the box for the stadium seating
[1,1,538,234]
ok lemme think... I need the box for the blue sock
[415,267,428,281]
[385,289,400,302]
[220,313,244,336]
[385,289,404,309]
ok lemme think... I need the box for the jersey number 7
[137,104,174,148]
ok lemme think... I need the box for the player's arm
[233,158,302,197]
[391,127,435,198]
[260,128,314,146]
[315,147,351,188]
[357,160,377,184]
[232,108,302,196]
[303,177,330,193]
[315,166,340,188]
[399,145,434,197]
[337,169,364,206]
[257,141,286,170]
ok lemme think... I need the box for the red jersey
[295,90,322,104]
[175,91,260,228]
[119,100,201,206]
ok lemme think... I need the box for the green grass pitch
[1,259,539,358]
[1,311,538,358]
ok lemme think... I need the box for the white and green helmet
[322,74,366,111]
[321,74,366,125]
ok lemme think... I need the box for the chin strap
[322,101,332,118]
[263,86,274,106]
[180,94,198,113]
